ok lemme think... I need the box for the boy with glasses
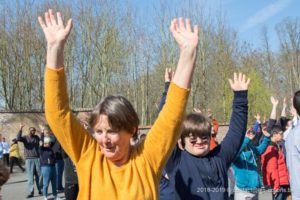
[160,72,250,200]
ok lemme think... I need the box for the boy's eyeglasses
[188,135,209,143]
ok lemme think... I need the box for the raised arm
[16,124,26,143]
[158,68,173,113]
[39,9,95,164]
[143,18,198,172]
[279,97,288,130]
[252,128,271,155]
[267,96,279,133]
[217,73,250,166]
[253,114,261,132]
[281,97,287,118]
[171,18,198,88]
[38,9,72,69]
[236,128,253,156]
[270,96,278,120]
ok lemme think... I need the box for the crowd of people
[0,123,78,200]
[0,8,299,200]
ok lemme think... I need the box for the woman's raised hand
[38,9,72,47]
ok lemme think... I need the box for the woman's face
[93,115,132,165]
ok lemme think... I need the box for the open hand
[254,113,261,121]
[20,124,25,129]
[170,18,199,51]
[38,9,72,47]
[262,127,271,137]
[270,96,279,106]
[228,73,250,91]
[246,128,255,140]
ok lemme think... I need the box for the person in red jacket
[261,97,290,200]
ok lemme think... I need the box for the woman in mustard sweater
[38,9,199,200]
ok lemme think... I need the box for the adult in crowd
[9,138,25,173]
[0,135,3,163]
[52,136,64,192]
[62,150,78,200]
[17,124,41,198]
[39,9,198,199]
[1,138,10,167]
[285,90,300,200]
[39,125,60,200]
[0,162,10,200]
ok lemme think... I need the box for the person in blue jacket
[159,71,250,200]
[232,127,271,200]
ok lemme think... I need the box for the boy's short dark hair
[180,112,211,141]
[293,90,300,116]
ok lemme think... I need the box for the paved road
[2,166,274,200]
[2,167,65,200]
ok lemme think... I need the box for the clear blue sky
[220,0,300,51]
[132,0,300,51]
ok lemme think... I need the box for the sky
[220,0,299,51]
[132,0,300,52]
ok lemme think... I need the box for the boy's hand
[228,73,250,91]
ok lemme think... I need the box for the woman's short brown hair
[180,112,212,140]
[89,95,139,137]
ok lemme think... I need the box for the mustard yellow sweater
[45,67,189,200]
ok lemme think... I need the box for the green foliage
[244,68,271,124]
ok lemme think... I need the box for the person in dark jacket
[62,150,78,200]
[17,124,41,198]
[160,72,250,200]
[39,125,61,200]
[52,137,64,192]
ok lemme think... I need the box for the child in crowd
[232,127,270,200]
[159,71,250,200]
[261,97,290,200]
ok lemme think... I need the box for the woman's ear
[131,127,138,141]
